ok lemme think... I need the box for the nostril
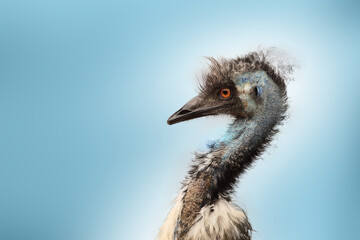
[178,109,192,115]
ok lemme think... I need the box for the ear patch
[255,86,262,96]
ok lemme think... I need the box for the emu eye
[219,88,231,99]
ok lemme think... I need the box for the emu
[158,50,293,240]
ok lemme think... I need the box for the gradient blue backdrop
[0,1,359,239]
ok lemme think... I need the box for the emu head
[167,51,292,125]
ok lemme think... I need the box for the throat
[210,115,277,196]
[221,115,273,166]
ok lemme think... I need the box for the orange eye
[220,88,231,99]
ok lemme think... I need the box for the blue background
[0,1,359,239]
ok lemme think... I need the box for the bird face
[167,70,269,125]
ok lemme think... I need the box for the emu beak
[167,95,224,125]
